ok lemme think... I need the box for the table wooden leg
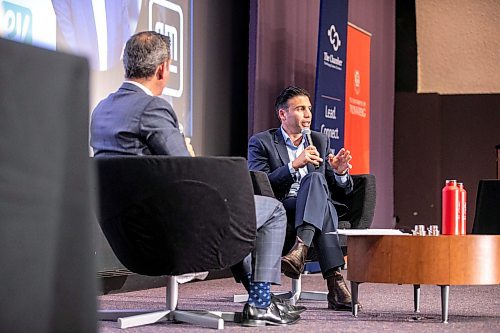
[413,284,421,313]
[351,281,359,317]
[440,285,449,323]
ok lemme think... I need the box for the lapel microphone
[301,128,320,169]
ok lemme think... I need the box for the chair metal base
[98,309,237,329]
[276,275,328,305]
[100,275,239,329]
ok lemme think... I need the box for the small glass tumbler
[428,225,440,236]
[413,225,426,236]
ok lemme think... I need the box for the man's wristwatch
[288,162,299,180]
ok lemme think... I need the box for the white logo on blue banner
[328,25,341,51]
[313,0,348,155]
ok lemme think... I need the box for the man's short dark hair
[123,31,171,79]
[274,86,311,117]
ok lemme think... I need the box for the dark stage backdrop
[248,0,395,228]
[192,0,250,157]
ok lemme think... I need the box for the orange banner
[344,23,371,174]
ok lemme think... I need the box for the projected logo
[1,1,32,43]
[149,0,183,97]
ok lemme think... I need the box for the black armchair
[337,174,377,254]
[94,156,257,329]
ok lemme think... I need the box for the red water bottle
[442,180,460,235]
[457,182,467,235]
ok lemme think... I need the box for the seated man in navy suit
[90,31,302,326]
[248,86,361,311]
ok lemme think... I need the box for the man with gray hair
[91,31,302,326]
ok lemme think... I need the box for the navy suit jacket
[90,82,189,156]
[248,128,353,202]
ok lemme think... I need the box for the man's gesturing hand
[327,148,352,175]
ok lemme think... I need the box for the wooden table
[347,235,500,323]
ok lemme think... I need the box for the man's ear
[156,60,171,80]
[278,108,286,121]
[156,62,165,80]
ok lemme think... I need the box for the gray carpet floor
[98,271,500,332]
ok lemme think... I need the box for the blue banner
[312,0,348,155]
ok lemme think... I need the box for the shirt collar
[280,126,305,149]
[124,80,154,96]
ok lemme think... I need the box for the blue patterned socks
[246,273,271,308]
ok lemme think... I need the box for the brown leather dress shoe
[326,271,362,311]
[281,237,308,279]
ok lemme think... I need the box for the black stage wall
[192,0,250,157]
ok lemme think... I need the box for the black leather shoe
[271,294,307,315]
[241,302,300,327]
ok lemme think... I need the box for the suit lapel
[273,130,290,166]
